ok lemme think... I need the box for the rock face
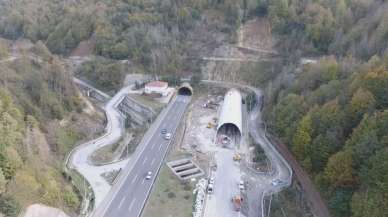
[23,204,69,217]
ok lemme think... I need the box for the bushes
[0,195,21,217]
[63,187,80,210]
[77,59,126,91]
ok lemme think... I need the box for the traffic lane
[107,132,166,215]
[105,99,187,217]
[113,99,188,216]
[103,132,166,216]
[125,101,187,217]
[95,97,180,217]
[105,100,181,208]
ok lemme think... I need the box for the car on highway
[208,177,215,185]
[238,180,245,191]
[161,129,167,134]
[164,133,172,140]
[145,171,153,180]
[271,179,283,186]
[207,183,214,194]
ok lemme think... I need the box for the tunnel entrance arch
[217,123,241,145]
[178,82,193,96]
[216,89,243,146]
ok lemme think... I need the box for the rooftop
[145,81,168,88]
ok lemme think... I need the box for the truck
[231,195,243,211]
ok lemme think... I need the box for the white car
[271,179,282,186]
[145,171,153,180]
[209,177,215,185]
[164,133,172,140]
[207,183,214,194]
[238,180,245,191]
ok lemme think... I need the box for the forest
[263,0,388,216]
[264,0,388,60]
[0,0,249,81]
[0,0,387,217]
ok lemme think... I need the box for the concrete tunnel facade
[216,88,243,145]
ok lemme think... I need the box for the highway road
[92,94,191,217]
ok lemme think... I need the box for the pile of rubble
[192,178,207,217]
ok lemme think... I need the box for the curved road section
[91,95,191,217]
[69,85,132,206]
[248,87,292,217]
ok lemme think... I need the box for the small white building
[144,81,169,96]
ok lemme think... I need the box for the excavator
[233,153,241,161]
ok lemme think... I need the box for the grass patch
[142,165,194,217]
[128,93,164,113]
[55,127,82,159]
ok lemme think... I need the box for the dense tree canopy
[268,54,388,216]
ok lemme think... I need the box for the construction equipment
[233,154,241,161]
[207,122,214,129]
[231,195,243,211]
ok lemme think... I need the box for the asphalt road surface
[93,95,190,217]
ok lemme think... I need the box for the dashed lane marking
[131,174,138,184]
[128,198,136,211]
[118,196,126,209]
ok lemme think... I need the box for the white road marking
[118,196,126,209]
[142,157,148,165]
[131,174,138,184]
[141,179,145,185]
[151,142,156,150]
[151,158,156,166]
[128,198,136,211]
[159,144,163,151]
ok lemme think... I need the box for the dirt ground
[238,18,274,51]
[70,38,95,57]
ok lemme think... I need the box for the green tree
[361,68,388,108]
[0,195,21,217]
[351,190,388,217]
[292,114,312,161]
[324,150,355,187]
[349,88,376,123]
[328,187,353,217]
[272,94,307,142]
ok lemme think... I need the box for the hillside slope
[0,39,104,217]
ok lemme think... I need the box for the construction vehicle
[207,122,214,129]
[233,154,241,161]
[231,195,243,211]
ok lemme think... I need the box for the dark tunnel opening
[178,87,192,96]
[217,123,241,146]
